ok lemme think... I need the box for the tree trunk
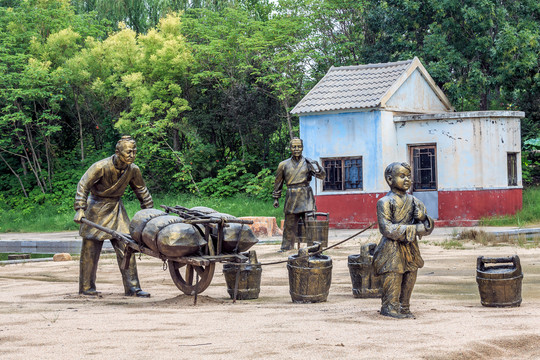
[23,123,46,193]
[44,134,53,191]
[20,157,27,176]
[238,126,246,162]
[173,128,180,151]
[0,153,28,197]
[283,98,294,140]
[480,89,489,111]
[74,89,85,162]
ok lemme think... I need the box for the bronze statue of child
[372,162,434,319]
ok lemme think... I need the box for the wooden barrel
[348,243,382,298]
[222,251,262,300]
[287,244,332,303]
[476,255,523,307]
[305,212,329,248]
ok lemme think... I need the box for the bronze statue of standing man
[74,136,153,297]
[372,162,434,318]
[273,137,326,252]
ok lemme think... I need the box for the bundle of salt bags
[189,206,217,215]
[129,209,206,257]
[190,207,258,253]
[129,209,167,244]
[207,212,258,253]
[207,212,237,220]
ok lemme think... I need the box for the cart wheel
[168,260,215,295]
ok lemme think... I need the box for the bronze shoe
[380,306,408,319]
[126,288,151,298]
[400,307,415,319]
[80,289,100,296]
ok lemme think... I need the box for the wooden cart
[80,205,254,296]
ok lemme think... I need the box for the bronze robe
[272,156,325,214]
[372,191,433,275]
[74,156,153,241]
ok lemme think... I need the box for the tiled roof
[291,59,414,115]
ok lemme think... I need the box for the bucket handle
[306,212,329,220]
[477,255,521,273]
[361,243,377,256]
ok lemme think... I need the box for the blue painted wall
[300,110,385,193]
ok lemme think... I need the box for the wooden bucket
[476,255,523,307]
[287,244,332,303]
[348,243,382,298]
[305,212,329,248]
[223,251,262,300]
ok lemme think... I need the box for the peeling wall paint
[394,115,522,189]
[299,110,385,194]
[299,110,524,225]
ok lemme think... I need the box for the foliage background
[1,0,539,230]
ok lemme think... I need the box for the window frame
[320,156,363,192]
[408,144,438,192]
[507,152,518,187]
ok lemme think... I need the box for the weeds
[456,229,540,248]
[432,239,465,250]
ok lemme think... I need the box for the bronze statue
[372,162,434,318]
[273,137,325,252]
[74,136,153,297]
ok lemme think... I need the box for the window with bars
[410,145,437,191]
[322,157,363,191]
[507,153,518,186]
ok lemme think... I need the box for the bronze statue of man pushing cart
[74,136,258,297]
[74,135,153,297]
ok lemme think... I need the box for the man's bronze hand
[74,209,85,224]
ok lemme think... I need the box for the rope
[226,223,375,267]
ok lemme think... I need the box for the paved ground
[1,228,539,360]
[0,225,525,248]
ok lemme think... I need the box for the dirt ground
[1,229,539,360]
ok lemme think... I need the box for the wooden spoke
[168,260,215,295]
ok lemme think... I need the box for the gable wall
[385,69,450,113]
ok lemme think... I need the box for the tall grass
[0,194,283,233]
[2,187,540,233]
[480,187,540,227]
[126,193,283,222]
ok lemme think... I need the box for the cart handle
[79,218,135,245]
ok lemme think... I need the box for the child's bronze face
[389,165,411,192]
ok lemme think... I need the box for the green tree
[181,7,284,174]
[0,0,107,196]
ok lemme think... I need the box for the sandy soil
[0,229,539,360]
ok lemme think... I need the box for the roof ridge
[329,59,414,71]
[291,57,452,115]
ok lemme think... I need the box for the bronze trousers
[79,237,141,294]
[281,213,306,250]
[380,270,418,312]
